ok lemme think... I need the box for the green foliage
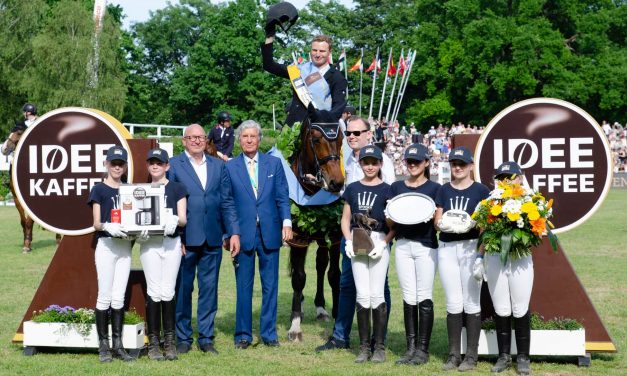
[275,122,302,159]
[482,312,583,331]
[291,201,343,245]
[0,171,10,200]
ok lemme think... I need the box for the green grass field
[0,191,625,375]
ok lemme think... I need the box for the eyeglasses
[344,129,369,137]
[183,135,206,142]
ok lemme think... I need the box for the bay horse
[286,117,344,341]
[2,124,61,253]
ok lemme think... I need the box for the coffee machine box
[119,184,170,234]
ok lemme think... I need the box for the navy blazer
[261,42,347,126]
[226,152,291,250]
[168,153,239,247]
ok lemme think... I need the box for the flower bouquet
[472,180,558,264]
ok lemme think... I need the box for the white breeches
[351,231,389,309]
[485,253,534,318]
[95,237,132,310]
[438,239,482,314]
[395,238,437,305]
[139,236,182,302]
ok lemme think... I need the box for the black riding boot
[459,312,481,371]
[95,309,112,363]
[442,312,463,370]
[491,314,512,373]
[355,304,371,363]
[411,299,433,365]
[515,311,531,375]
[371,303,387,363]
[395,301,417,365]
[146,297,164,361]
[110,308,134,361]
[162,299,178,361]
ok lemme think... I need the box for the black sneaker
[315,337,349,352]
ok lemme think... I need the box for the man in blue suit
[225,120,292,349]
[169,123,240,355]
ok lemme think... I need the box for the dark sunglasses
[343,129,369,137]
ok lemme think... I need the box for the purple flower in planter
[46,304,62,312]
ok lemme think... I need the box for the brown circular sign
[12,108,133,235]
[475,98,612,233]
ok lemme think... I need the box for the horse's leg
[288,244,307,342]
[314,242,330,321]
[55,233,62,245]
[327,240,341,320]
[10,180,31,253]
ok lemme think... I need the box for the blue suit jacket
[168,153,239,247]
[226,152,291,250]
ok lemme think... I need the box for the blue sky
[108,0,354,30]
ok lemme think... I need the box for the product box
[118,184,170,234]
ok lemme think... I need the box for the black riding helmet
[217,111,231,123]
[22,103,37,115]
[266,2,298,34]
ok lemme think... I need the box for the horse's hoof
[22,247,32,254]
[315,307,330,322]
[287,331,303,342]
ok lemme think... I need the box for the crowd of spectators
[603,121,627,173]
[369,118,627,177]
[369,118,484,178]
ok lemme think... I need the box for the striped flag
[349,56,362,72]
[365,54,381,73]
[337,49,347,71]
[399,51,408,75]
[388,53,396,77]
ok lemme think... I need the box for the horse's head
[293,117,345,194]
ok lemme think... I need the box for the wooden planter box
[23,321,145,349]
[461,328,586,356]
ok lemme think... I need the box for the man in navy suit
[169,123,240,355]
[225,120,292,348]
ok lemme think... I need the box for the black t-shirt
[88,182,118,238]
[342,181,391,233]
[165,181,188,238]
[435,181,490,242]
[390,179,440,248]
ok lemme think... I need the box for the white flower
[517,218,525,228]
[490,188,504,199]
[524,187,535,196]
[502,199,522,214]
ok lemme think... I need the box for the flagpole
[377,47,392,121]
[272,103,276,131]
[392,50,416,125]
[368,47,379,120]
[386,48,403,121]
[358,48,363,116]
[342,47,349,100]
[391,50,411,125]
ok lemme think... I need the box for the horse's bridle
[299,123,341,189]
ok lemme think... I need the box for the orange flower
[530,218,546,236]
[487,214,496,224]
[511,184,524,198]
[546,198,553,209]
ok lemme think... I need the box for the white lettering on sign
[532,174,594,193]
[28,144,114,174]
[30,178,101,196]
[494,138,596,193]
[493,138,594,169]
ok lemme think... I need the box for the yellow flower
[502,187,513,199]
[490,205,502,216]
[521,202,537,213]
[527,210,540,221]
[507,212,521,221]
